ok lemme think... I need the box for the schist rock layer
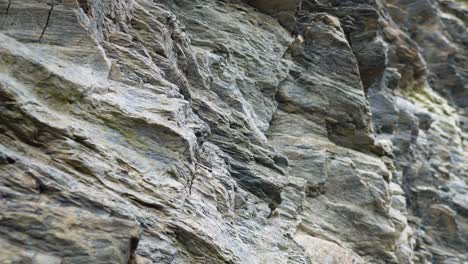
[0,0,467,263]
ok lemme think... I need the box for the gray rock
[0,0,466,263]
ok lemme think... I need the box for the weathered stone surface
[0,0,466,263]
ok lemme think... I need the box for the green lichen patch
[401,81,455,117]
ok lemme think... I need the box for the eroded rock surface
[0,0,466,263]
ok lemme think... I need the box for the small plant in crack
[184,147,212,196]
[181,145,197,195]
[187,158,201,196]
[187,166,196,196]
[188,162,212,195]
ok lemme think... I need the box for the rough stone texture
[0,0,466,263]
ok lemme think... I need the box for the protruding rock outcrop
[0,0,466,263]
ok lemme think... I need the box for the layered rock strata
[0,0,466,263]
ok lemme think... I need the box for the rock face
[0,0,466,263]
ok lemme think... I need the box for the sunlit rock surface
[0,0,466,263]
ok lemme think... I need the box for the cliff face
[0,0,466,263]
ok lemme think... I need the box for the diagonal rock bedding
[0,0,467,263]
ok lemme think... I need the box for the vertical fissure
[0,0,12,29]
[39,2,55,42]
